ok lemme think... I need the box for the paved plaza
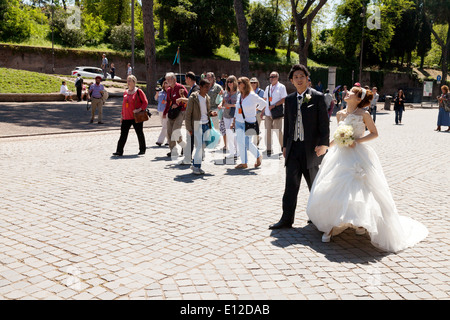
[0,99,449,300]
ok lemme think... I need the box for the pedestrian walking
[185,79,218,175]
[176,71,200,165]
[262,71,287,157]
[206,72,223,109]
[88,76,105,124]
[101,54,108,79]
[75,74,83,102]
[250,77,265,146]
[218,75,238,159]
[394,89,406,125]
[113,75,148,156]
[164,72,188,158]
[110,63,115,80]
[324,89,334,119]
[435,85,450,132]
[155,81,169,146]
[231,77,266,169]
[370,87,379,123]
[127,63,132,76]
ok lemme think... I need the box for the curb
[0,92,124,103]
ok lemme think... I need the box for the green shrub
[82,13,107,45]
[110,23,144,51]
[0,0,33,42]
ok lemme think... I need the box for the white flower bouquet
[333,124,355,147]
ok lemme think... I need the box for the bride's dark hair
[354,87,374,109]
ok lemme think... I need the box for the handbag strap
[239,95,246,120]
[266,85,271,106]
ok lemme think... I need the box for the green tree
[82,12,107,45]
[162,0,236,56]
[290,0,328,67]
[0,0,33,42]
[424,0,450,81]
[333,0,414,69]
[248,2,284,52]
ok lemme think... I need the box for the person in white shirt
[185,79,218,175]
[127,63,132,76]
[59,81,72,101]
[231,77,266,169]
[370,87,380,123]
[262,71,288,157]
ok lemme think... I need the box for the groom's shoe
[269,220,293,230]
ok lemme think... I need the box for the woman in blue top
[155,81,168,146]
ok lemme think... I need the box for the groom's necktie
[294,95,304,141]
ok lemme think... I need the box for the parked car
[71,66,121,80]
[156,73,201,87]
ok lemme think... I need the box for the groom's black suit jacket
[283,87,330,169]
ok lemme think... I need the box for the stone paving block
[0,108,449,300]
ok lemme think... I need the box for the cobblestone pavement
[0,102,449,300]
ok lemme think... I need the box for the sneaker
[198,168,205,174]
[192,167,202,175]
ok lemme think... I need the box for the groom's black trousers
[281,140,319,224]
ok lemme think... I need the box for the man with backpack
[75,74,83,102]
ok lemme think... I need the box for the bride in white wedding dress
[306,86,428,253]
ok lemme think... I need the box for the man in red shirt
[164,72,188,158]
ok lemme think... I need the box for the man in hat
[89,76,105,124]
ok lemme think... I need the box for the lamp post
[131,0,135,75]
[359,3,366,83]
[51,0,55,73]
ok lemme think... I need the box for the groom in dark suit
[269,64,330,229]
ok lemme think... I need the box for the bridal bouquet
[333,124,355,147]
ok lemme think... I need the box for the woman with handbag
[113,75,148,156]
[231,77,266,169]
[218,75,239,160]
[435,85,450,132]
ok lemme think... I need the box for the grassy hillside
[0,68,75,94]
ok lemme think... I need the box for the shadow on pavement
[270,224,390,264]
[0,99,123,132]
[174,172,214,183]
[224,168,259,176]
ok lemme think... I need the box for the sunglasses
[269,76,278,79]
[238,81,242,84]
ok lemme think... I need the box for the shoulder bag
[239,96,260,136]
[268,85,284,119]
[133,89,149,123]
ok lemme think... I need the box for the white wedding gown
[306,113,428,253]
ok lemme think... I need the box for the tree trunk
[159,18,165,39]
[142,0,157,104]
[442,25,450,83]
[286,21,295,62]
[290,0,327,68]
[234,0,250,77]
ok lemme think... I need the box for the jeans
[235,121,260,164]
[192,123,210,168]
[395,109,403,124]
